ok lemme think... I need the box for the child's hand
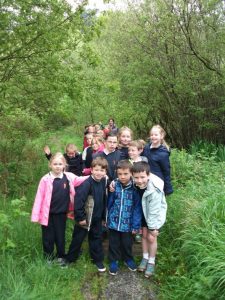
[139,228,143,234]
[132,230,137,234]
[79,220,87,226]
[44,145,51,155]
[109,180,115,192]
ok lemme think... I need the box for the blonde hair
[150,125,170,150]
[137,139,146,149]
[49,152,67,168]
[65,143,77,153]
[91,157,108,170]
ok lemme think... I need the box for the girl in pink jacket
[31,152,87,264]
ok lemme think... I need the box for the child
[31,152,87,263]
[142,125,173,195]
[44,144,83,176]
[82,133,94,166]
[117,126,133,160]
[128,140,148,164]
[65,157,108,272]
[83,126,95,149]
[94,133,121,183]
[82,136,105,175]
[107,160,142,275]
[131,161,167,278]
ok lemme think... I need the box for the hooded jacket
[143,143,173,195]
[142,177,167,230]
[107,180,142,232]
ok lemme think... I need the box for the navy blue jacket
[107,180,142,232]
[142,143,173,195]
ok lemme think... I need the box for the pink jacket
[31,172,88,226]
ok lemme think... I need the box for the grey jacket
[142,176,167,230]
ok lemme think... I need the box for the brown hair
[91,157,108,170]
[129,140,143,150]
[131,161,150,175]
[116,160,132,171]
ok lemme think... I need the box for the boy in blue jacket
[107,160,142,275]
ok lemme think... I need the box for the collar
[103,149,115,155]
[49,172,64,179]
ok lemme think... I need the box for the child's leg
[66,224,87,263]
[141,227,149,259]
[53,213,67,258]
[147,231,158,264]
[88,220,104,263]
[121,232,133,262]
[41,215,55,259]
[108,229,121,262]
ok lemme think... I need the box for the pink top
[31,172,88,226]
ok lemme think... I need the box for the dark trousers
[108,229,133,262]
[66,220,104,263]
[41,213,67,258]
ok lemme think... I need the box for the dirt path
[104,269,157,300]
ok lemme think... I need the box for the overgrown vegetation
[0,129,224,299]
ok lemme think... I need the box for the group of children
[31,122,173,278]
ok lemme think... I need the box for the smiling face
[132,171,149,189]
[128,146,141,160]
[50,157,65,176]
[91,165,106,181]
[150,128,163,148]
[117,168,131,186]
[119,130,132,146]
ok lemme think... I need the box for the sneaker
[95,262,106,273]
[109,261,119,276]
[124,259,137,271]
[59,258,70,269]
[135,233,142,243]
[137,258,148,272]
[144,263,155,278]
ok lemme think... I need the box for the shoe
[144,263,155,278]
[124,259,137,271]
[137,258,148,272]
[109,261,119,275]
[59,258,70,269]
[95,262,106,272]
[135,233,142,243]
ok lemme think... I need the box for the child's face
[128,146,141,160]
[132,171,149,189]
[117,168,131,186]
[92,141,99,151]
[91,165,106,181]
[150,128,162,146]
[67,150,76,158]
[50,158,65,176]
[105,136,118,152]
[119,130,132,146]
[86,135,93,145]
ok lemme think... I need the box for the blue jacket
[142,143,173,195]
[107,180,142,232]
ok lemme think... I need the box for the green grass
[1,128,225,299]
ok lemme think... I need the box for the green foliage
[158,150,225,300]
[189,140,225,162]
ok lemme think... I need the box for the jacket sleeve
[159,152,173,195]
[146,190,164,230]
[73,175,89,187]
[31,178,45,223]
[74,181,91,222]
[45,153,52,161]
[131,190,142,231]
